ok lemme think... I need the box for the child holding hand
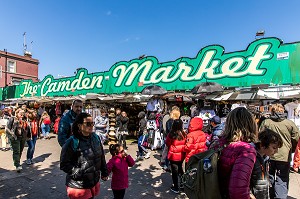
[107,144,135,199]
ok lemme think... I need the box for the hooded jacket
[185,117,207,163]
[60,133,108,189]
[259,113,300,162]
[106,154,135,190]
[58,110,77,147]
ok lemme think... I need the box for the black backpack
[181,147,224,199]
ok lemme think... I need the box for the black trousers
[112,189,126,199]
[118,134,127,148]
[269,160,290,199]
[170,160,184,190]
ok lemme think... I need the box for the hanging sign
[12,37,300,98]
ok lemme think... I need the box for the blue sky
[1,0,300,80]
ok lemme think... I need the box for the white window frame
[7,60,16,73]
[11,77,23,85]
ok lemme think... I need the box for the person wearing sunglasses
[60,112,108,199]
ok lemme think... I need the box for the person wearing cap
[206,116,224,147]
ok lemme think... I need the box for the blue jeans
[138,135,148,156]
[269,160,290,199]
[41,124,50,137]
[26,136,37,160]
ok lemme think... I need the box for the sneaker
[16,166,22,173]
[163,165,171,172]
[170,186,179,194]
[26,159,32,165]
[30,159,35,164]
[144,151,151,159]
[135,156,144,162]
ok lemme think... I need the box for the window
[7,60,16,73]
[11,77,23,85]
[0,65,2,78]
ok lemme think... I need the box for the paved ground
[0,134,300,199]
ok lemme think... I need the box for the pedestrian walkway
[0,134,300,199]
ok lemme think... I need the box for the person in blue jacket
[58,99,83,147]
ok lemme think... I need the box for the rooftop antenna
[23,32,32,57]
[23,32,27,52]
[30,41,33,52]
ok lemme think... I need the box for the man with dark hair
[58,99,83,147]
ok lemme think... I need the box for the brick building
[0,50,39,87]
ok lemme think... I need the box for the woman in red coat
[210,107,257,199]
[293,139,300,172]
[166,119,186,194]
[184,117,207,164]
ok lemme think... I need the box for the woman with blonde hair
[161,107,181,171]
[211,107,257,199]
[40,111,51,140]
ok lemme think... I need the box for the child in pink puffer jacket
[107,144,135,199]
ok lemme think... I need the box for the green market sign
[14,37,300,98]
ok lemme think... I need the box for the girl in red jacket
[184,117,207,164]
[166,119,186,194]
[107,144,135,199]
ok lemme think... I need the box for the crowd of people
[0,104,55,172]
[1,99,300,199]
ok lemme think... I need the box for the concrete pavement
[0,134,300,199]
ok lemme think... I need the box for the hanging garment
[55,102,62,115]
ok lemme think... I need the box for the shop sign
[277,52,289,60]
[16,37,300,98]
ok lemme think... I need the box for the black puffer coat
[119,116,129,132]
[60,133,108,189]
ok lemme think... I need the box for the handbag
[161,145,169,163]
